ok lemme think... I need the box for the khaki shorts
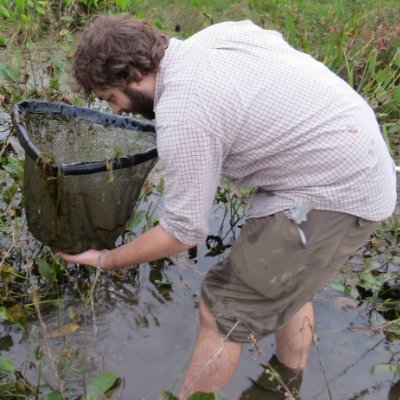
[201,210,379,343]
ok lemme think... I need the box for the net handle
[12,100,158,177]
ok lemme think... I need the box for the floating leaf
[372,363,400,376]
[88,371,119,394]
[0,356,15,373]
[47,323,79,338]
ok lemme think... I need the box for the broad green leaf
[44,392,63,400]
[3,160,24,181]
[155,176,164,194]
[392,87,400,105]
[26,40,35,51]
[0,64,19,82]
[330,279,345,293]
[368,52,377,77]
[21,14,32,24]
[0,4,10,18]
[126,209,146,231]
[88,371,119,394]
[37,259,58,281]
[0,35,5,47]
[136,10,146,19]
[394,48,400,67]
[0,382,14,394]
[35,6,46,14]
[0,307,8,320]
[0,356,15,373]
[372,363,400,376]
[115,0,130,10]
[15,0,25,13]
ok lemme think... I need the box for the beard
[123,86,155,120]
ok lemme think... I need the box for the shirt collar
[154,38,183,108]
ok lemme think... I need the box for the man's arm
[58,225,194,270]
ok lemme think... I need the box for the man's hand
[58,226,194,271]
[58,249,105,269]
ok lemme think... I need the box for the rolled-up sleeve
[156,119,224,245]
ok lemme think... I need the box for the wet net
[12,100,158,254]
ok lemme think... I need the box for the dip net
[12,100,158,254]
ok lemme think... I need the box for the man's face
[95,85,155,120]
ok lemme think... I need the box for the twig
[312,330,333,400]
[30,281,66,400]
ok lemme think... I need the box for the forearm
[101,225,194,270]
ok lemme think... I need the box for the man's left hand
[58,249,104,269]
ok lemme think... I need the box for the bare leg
[179,298,242,400]
[275,301,315,369]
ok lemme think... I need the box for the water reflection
[388,380,400,400]
[0,334,13,351]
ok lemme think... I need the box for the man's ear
[127,66,143,83]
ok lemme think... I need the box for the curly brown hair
[73,15,169,95]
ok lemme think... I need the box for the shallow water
[3,193,400,400]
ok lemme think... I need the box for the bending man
[60,15,397,399]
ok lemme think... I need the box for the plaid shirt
[154,20,397,245]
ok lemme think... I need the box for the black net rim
[12,100,158,176]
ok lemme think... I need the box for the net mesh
[17,103,157,254]
[26,113,155,164]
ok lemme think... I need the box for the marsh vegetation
[0,1,399,399]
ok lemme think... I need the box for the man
[60,15,397,399]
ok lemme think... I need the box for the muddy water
[2,190,399,400]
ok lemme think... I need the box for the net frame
[12,100,158,176]
[11,100,159,254]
